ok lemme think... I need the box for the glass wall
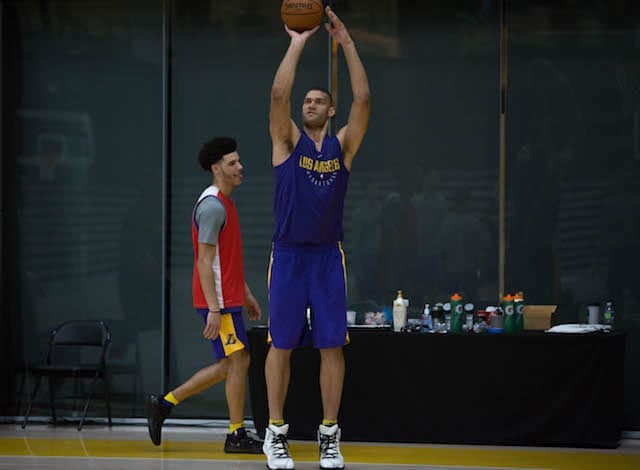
[505,0,640,431]
[2,0,164,417]
[1,0,639,432]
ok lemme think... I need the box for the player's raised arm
[270,25,319,166]
[326,6,370,169]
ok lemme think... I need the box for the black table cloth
[247,327,625,448]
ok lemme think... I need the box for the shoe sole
[146,420,161,446]
[224,448,263,454]
[145,401,162,446]
[265,460,295,470]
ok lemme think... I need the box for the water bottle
[450,293,464,333]
[502,294,516,333]
[393,290,408,332]
[603,301,615,327]
[514,291,524,332]
[421,303,432,332]
[463,302,474,332]
[487,305,503,331]
[431,303,445,332]
[443,302,452,332]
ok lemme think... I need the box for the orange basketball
[281,0,324,33]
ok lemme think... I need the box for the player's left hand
[203,311,221,340]
[245,293,262,321]
[324,6,352,46]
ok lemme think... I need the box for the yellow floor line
[1,437,639,470]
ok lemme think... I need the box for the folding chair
[22,320,113,430]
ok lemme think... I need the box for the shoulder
[197,194,224,208]
[196,196,225,218]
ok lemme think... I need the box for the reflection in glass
[6,0,163,417]
[505,0,640,430]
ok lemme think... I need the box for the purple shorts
[268,243,348,349]
[196,308,248,360]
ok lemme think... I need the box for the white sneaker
[263,424,294,470]
[318,424,345,469]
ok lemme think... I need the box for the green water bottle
[450,293,464,333]
[502,293,516,333]
[514,291,524,333]
[603,301,615,327]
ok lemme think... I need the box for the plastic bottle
[502,294,516,333]
[422,303,432,332]
[514,291,525,333]
[603,301,615,327]
[487,305,503,332]
[450,293,464,333]
[463,302,475,331]
[431,303,444,332]
[473,309,489,333]
[393,290,407,332]
[443,302,452,332]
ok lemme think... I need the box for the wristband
[208,309,220,314]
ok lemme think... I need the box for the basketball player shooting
[262,5,371,470]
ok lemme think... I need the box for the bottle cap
[451,293,462,301]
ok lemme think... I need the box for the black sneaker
[146,394,172,446]
[224,428,264,454]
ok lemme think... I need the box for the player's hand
[203,311,221,340]
[245,293,262,321]
[324,7,352,46]
[285,24,320,41]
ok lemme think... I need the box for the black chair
[22,320,113,430]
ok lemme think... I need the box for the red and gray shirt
[191,185,245,310]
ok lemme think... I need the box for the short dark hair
[198,136,237,172]
[307,86,333,105]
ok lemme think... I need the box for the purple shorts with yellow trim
[196,308,248,360]
[268,243,348,349]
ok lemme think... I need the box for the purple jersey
[272,132,349,245]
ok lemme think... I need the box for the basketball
[281,0,324,33]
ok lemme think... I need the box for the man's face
[214,151,243,187]
[301,90,335,128]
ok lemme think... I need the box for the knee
[266,346,292,367]
[230,348,251,370]
[217,357,231,375]
[320,347,344,363]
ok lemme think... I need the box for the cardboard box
[523,305,557,330]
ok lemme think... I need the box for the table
[247,327,625,448]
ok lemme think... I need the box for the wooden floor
[1,423,639,469]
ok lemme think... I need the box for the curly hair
[198,136,237,172]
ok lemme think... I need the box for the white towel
[546,323,613,334]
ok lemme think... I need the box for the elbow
[354,89,370,106]
[271,86,288,103]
